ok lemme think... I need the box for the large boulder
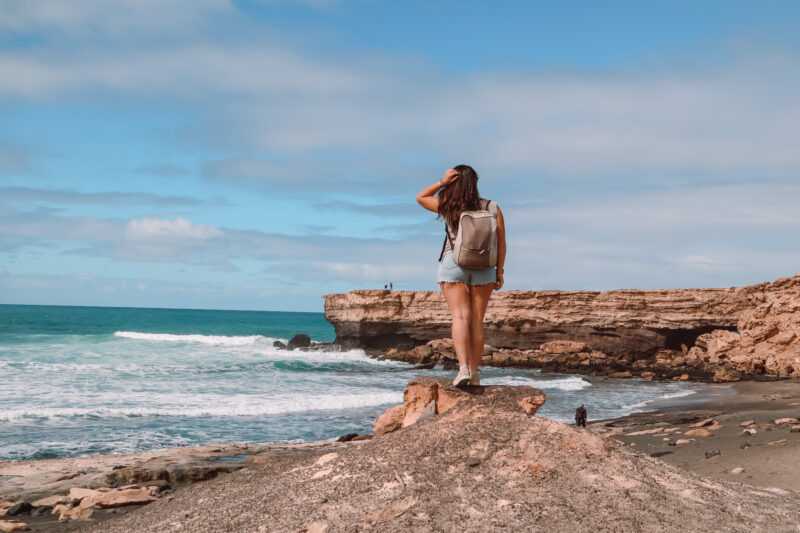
[372,377,546,437]
[287,334,312,350]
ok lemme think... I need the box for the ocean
[0,304,705,461]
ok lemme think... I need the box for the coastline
[4,378,800,531]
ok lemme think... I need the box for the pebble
[742,428,757,436]
[730,467,745,475]
[704,449,721,459]
[739,420,756,428]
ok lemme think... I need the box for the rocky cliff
[324,274,800,381]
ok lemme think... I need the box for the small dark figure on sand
[389,282,393,290]
[384,284,388,289]
[575,404,587,427]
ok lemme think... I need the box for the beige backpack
[438,199,498,269]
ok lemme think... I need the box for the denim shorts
[437,252,497,286]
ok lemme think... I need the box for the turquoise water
[0,304,705,461]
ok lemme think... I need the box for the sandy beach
[592,379,800,492]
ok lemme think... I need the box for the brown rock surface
[89,379,800,533]
[0,520,29,532]
[325,274,800,380]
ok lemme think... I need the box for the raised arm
[495,206,507,289]
[416,168,461,213]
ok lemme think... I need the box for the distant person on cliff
[416,165,506,387]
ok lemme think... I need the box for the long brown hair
[438,164,481,231]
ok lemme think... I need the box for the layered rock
[324,274,800,380]
[373,377,546,436]
[687,275,800,379]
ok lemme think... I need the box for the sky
[1,0,799,312]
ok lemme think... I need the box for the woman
[416,165,506,387]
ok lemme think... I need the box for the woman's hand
[440,168,460,187]
[495,269,504,290]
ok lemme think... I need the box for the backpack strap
[438,224,455,262]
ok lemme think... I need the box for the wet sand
[590,379,800,492]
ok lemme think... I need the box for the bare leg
[468,284,494,374]
[440,282,472,371]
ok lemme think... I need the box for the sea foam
[114,331,273,346]
[483,375,592,391]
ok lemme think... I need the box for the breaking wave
[114,331,275,346]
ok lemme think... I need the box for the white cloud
[0,0,233,35]
[1,3,798,183]
[0,186,210,207]
[124,217,222,241]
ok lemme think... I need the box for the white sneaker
[452,366,471,388]
[469,368,481,386]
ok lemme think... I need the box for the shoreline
[589,379,800,492]
[3,378,799,531]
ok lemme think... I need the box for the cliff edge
[324,274,800,381]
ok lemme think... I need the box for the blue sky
[1,0,799,311]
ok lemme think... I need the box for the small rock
[678,374,690,381]
[650,451,673,458]
[68,487,98,503]
[373,405,406,436]
[608,371,633,379]
[517,393,546,416]
[78,487,157,510]
[688,418,716,428]
[684,428,714,438]
[31,495,67,509]
[0,520,30,532]
[730,467,745,475]
[774,417,799,426]
[336,433,360,442]
[640,371,656,381]
[466,457,481,468]
[742,428,757,436]
[674,439,693,446]
[740,442,751,449]
[305,522,329,533]
[790,426,800,433]
[704,449,721,459]
[768,439,788,446]
[4,504,31,517]
[287,334,312,350]
[739,420,756,428]
[272,340,287,349]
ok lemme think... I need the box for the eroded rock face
[687,276,800,379]
[373,377,547,437]
[325,274,800,380]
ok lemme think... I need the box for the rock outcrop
[89,379,800,533]
[324,274,800,380]
[373,377,546,436]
